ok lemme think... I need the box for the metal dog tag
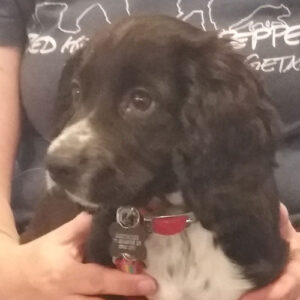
[109,207,148,261]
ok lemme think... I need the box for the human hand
[0,212,157,300]
[240,204,300,300]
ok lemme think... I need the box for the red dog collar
[112,208,196,300]
[113,211,196,267]
[144,212,196,235]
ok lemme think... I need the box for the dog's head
[46,15,279,211]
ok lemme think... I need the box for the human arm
[0,46,21,241]
[0,47,156,299]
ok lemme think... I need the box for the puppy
[24,15,288,300]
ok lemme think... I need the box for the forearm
[0,47,21,241]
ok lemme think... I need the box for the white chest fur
[144,222,253,300]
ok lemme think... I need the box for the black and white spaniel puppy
[25,15,288,300]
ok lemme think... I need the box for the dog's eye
[131,89,153,111]
[71,80,81,102]
[120,88,155,119]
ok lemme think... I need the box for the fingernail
[138,279,157,295]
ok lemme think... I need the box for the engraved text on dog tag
[109,207,148,261]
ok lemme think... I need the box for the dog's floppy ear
[177,33,280,185]
[174,32,288,286]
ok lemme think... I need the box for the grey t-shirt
[0,0,299,230]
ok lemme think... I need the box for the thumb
[279,203,295,241]
[48,212,93,245]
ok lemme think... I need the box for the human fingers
[240,205,300,300]
[240,252,300,300]
[69,263,157,296]
[240,272,296,300]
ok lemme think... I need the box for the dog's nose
[46,152,77,185]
